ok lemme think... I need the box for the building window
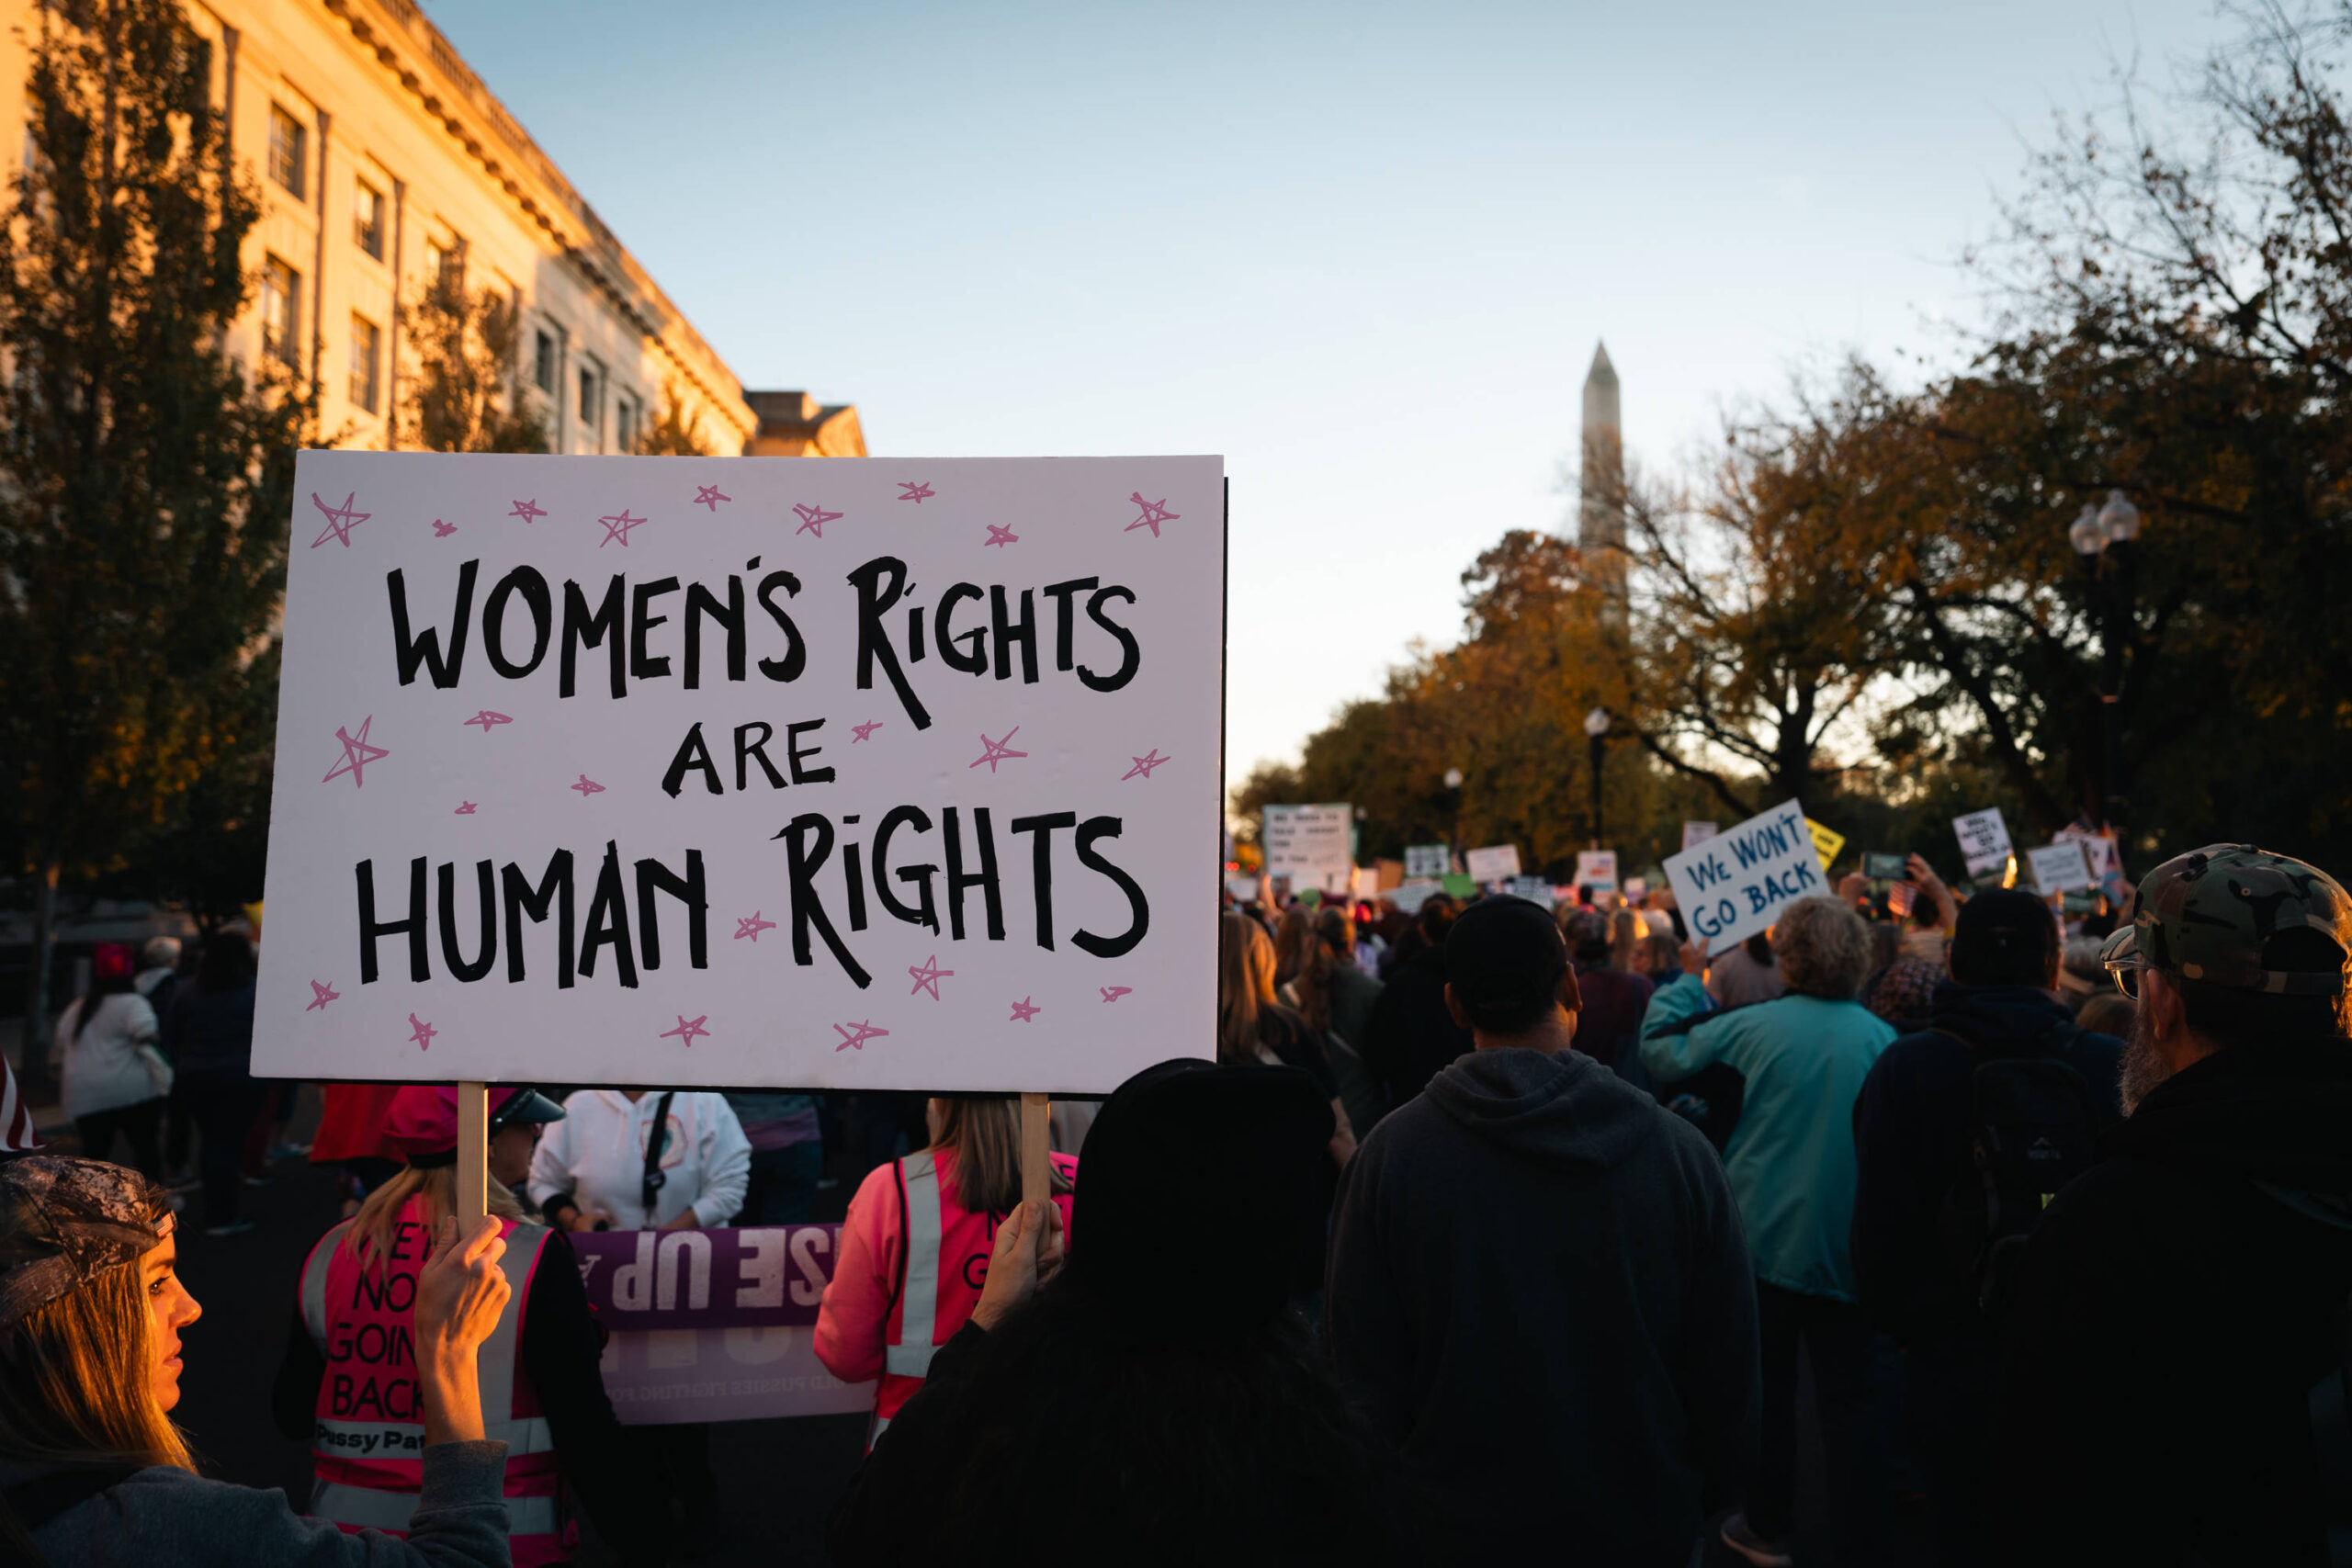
[577,365,598,424]
[354,181,384,260]
[268,107,306,199]
[349,314,381,412]
[534,329,556,394]
[616,394,639,453]
[260,256,301,369]
[424,237,463,296]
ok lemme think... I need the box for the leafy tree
[0,0,309,1081]
[637,380,713,456]
[1626,375,1897,821]
[401,257,547,453]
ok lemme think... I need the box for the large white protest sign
[2027,841,2096,894]
[1261,804,1352,895]
[1661,799,1826,949]
[1574,850,1619,894]
[1952,808,2014,877]
[1464,844,1522,883]
[255,452,1225,1094]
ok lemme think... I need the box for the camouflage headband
[0,1157,168,1328]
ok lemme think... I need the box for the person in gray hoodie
[1325,896,1759,1568]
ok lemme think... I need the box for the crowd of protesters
[0,836,2345,1565]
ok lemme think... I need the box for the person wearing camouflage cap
[1994,844,2352,1567]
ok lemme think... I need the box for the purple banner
[569,1224,841,1333]
[568,1224,876,1425]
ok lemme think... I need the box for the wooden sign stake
[457,1080,488,1225]
[1019,1092,1052,1205]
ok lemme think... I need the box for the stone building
[0,0,860,457]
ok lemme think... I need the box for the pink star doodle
[1009,997,1041,1023]
[509,498,546,525]
[969,728,1027,773]
[661,1014,711,1046]
[850,720,884,743]
[310,491,370,549]
[322,716,388,789]
[693,484,730,512]
[1100,986,1134,1004]
[570,773,605,797]
[1122,748,1170,781]
[793,502,842,538]
[454,801,478,816]
[733,911,777,942]
[304,980,340,1012]
[463,710,513,732]
[983,524,1020,547]
[432,519,457,537]
[908,955,956,1000]
[832,1019,889,1053]
[898,481,935,503]
[597,509,647,548]
[407,1013,437,1051]
[1125,491,1180,537]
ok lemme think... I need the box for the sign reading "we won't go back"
[1660,799,1827,950]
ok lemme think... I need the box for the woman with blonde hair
[818,1095,1078,1447]
[272,1085,670,1564]
[0,1154,512,1564]
[1638,897,1898,1566]
[1221,911,1359,1169]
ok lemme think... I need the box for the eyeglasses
[2103,955,2146,999]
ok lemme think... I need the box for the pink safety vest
[299,1199,567,1564]
[873,1145,1078,1443]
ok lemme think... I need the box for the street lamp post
[1443,767,1464,869]
[1584,706,1611,850]
[2068,490,2142,845]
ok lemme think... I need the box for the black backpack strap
[639,1090,677,1215]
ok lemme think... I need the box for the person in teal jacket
[1639,895,1894,1568]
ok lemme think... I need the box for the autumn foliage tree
[0,0,308,1077]
[401,255,548,454]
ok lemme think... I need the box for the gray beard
[2118,1005,2170,1117]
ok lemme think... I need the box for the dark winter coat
[1850,981,2125,1343]
[1992,1037,2352,1566]
[1325,1046,1758,1567]
[1355,948,1472,1110]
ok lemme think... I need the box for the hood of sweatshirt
[1926,981,2090,1051]
[1422,1046,1658,1171]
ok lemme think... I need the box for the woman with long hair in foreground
[0,1155,514,1566]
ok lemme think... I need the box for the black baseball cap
[1445,897,1570,1021]
[1950,888,2059,986]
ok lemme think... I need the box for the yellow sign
[1805,818,1847,870]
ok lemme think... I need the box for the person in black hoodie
[1325,896,1758,1568]
[1992,845,2352,1567]
[830,1060,1408,1568]
[1358,896,1474,1113]
[1849,889,2126,1565]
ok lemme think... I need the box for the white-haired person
[1639,897,1897,1568]
[0,1154,514,1565]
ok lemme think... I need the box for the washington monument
[1579,341,1628,619]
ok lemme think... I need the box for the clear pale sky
[424,0,2224,797]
